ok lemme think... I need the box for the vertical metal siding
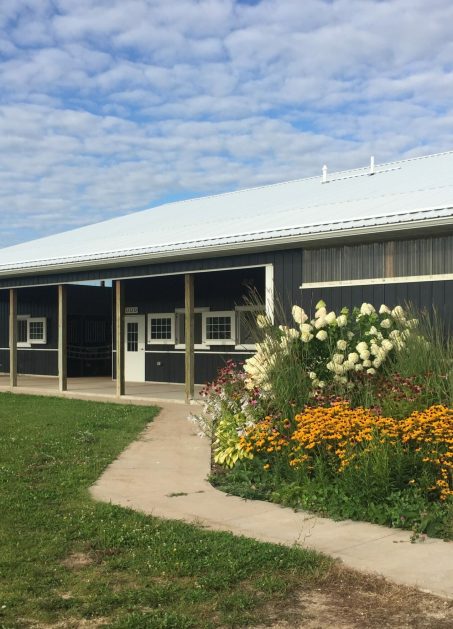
[302,234,453,283]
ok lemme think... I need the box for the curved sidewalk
[90,403,453,600]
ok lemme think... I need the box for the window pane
[17,320,28,343]
[150,317,172,340]
[29,321,44,340]
[127,322,138,352]
[206,316,231,340]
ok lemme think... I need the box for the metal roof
[1,150,453,276]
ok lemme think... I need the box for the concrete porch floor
[0,374,203,406]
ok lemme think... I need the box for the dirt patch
[61,552,94,570]
[27,618,108,628]
[257,564,453,628]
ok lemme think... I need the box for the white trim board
[0,347,57,351]
[113,349,255,355]
[300,273,453,289]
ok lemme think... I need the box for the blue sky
[1,0,453,247]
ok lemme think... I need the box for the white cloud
[0,0,452,247]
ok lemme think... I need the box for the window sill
[175,344,210,350]
[148,340,175,345]
[203,339,236,346]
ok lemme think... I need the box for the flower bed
[193,301,453,539]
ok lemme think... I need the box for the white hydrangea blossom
[382,339,393,351]
[292,305,308,325]
[314,317,327,329]
[243,300,414,394]
[325,311,337,324]
[360,303,375,316]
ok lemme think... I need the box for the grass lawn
[0,393,331,628]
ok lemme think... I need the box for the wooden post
[115,280,125,397]
[265,264,274,324]
[184,274,194,403]
[9,288,17,388]
[58,284,67,392]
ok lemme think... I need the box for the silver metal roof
[1,150,453,275]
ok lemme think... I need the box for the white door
[124,315,145,382]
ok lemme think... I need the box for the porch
[0,374,203,406]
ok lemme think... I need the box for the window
[175,308,209,349]
[17,319,28,344]
[202,311,235,345]
[127,321,139,352]
[147,313,175,344]
[235,305,265,350]
[17,316,47,346]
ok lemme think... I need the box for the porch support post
[58,284,67,392]
[9,288,17,388]
[184,273,194,403]
[115,280,125,397]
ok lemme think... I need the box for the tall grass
[384,306,453,407]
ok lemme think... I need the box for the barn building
[0,150,452,401]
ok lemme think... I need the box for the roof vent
[369,155,375,175]
[322,164,328,183]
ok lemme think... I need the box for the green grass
[0,393,330,628]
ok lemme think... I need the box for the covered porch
[1,262,273,403]
[0,374,203,405]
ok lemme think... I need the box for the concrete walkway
[90,403,453,600]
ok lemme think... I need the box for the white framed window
[175,307,210,350]
[147,313,175,345]
[202,311,235,345]
[235,305,265,351]
[17,316,47,346]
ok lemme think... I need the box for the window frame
[147,313,175,345]
[17,315,47,346]
[234,304,265,351]
[174,307,210,350]
[202,310,236,346]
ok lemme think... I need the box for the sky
[1,0,453,248]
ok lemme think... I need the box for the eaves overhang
[0,212,452,281]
